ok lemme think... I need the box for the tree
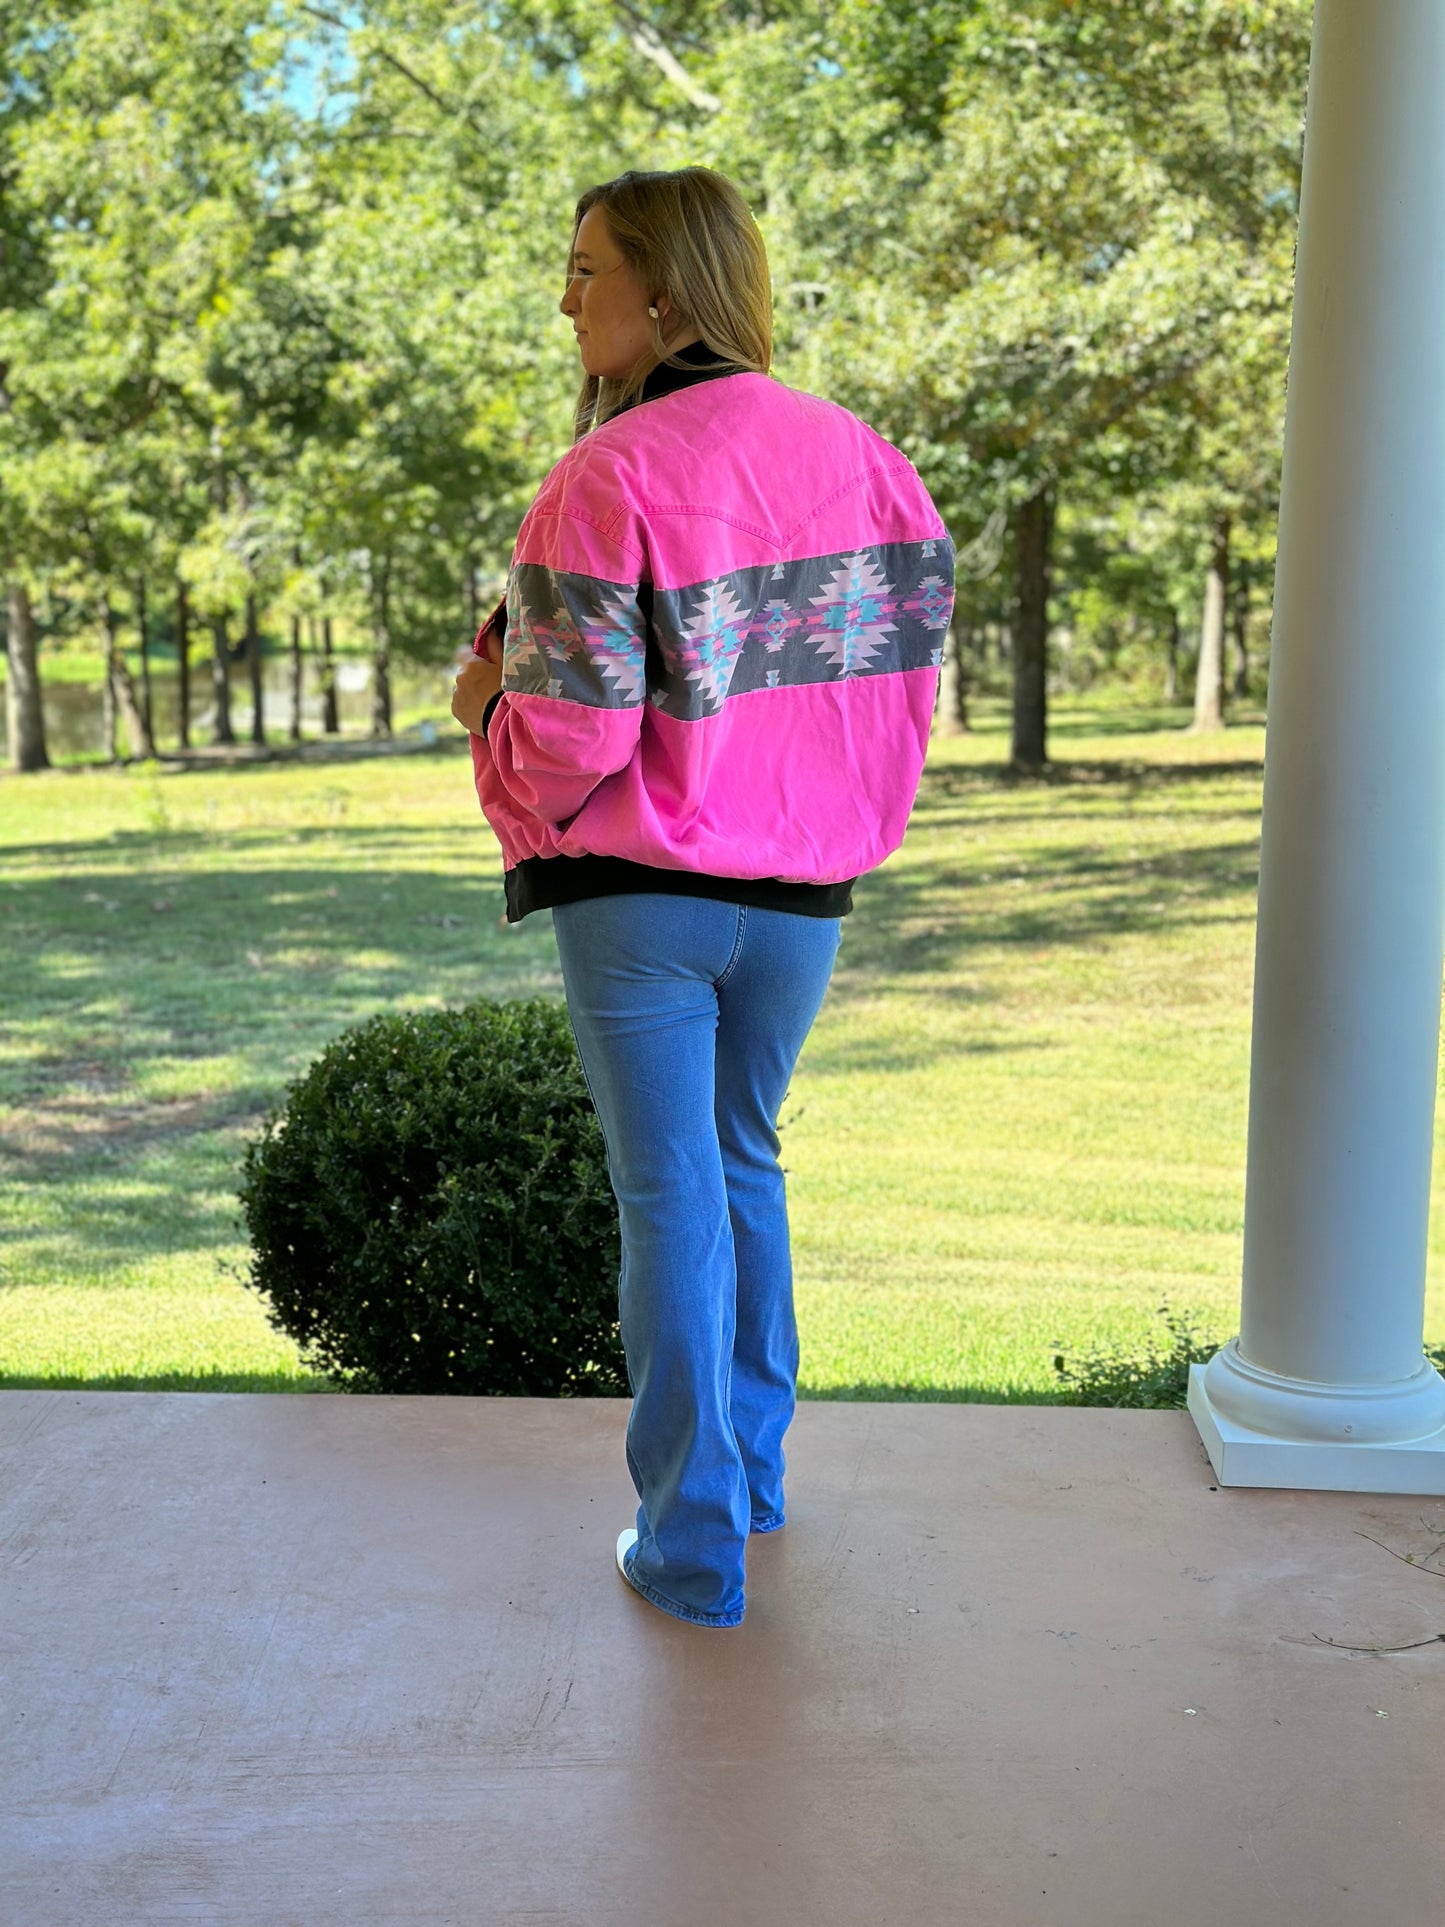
[1191,508,1230,731]
[678,0,1306,765]
[0,0,71,770]
[4,583,49,771]
[0,0,1309,768]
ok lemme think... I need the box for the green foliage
[238,999,627,1396]
[1053,510,1181,693]
[1051,1298,1445,1410]
[1050,1299,1226,1409]
[3,0,1312,754]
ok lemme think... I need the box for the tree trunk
[101,595,153,761]
[320,615,339,734]
[1164,605,1180,704]
[1191,509,1230,730]
[245,592,265,746]
[210,615,235,745]
[1011,485,1053,772]
[288,545,304,743]
[370,556,393,739]
[208,456,236,745]
[1231,561,1250,699]
[135,575,154,746]
[935,615,969,735]
[176,579,191,750]
[289,614,303,742]
[372,647,392,739]
[101,659,118,763]
[5,582,50,771]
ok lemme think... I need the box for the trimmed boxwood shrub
[238,999,627,1395]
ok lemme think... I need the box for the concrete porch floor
[2,1391,1442,1926]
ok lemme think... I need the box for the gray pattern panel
[505,537,955,717]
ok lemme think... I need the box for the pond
[1,653,464,763]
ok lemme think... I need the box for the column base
[1188,1356,1445,1495]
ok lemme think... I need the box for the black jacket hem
[504,854,854,923]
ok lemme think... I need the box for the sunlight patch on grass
[0,1279,322,1386]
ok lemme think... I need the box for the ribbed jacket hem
[503,853,855,923]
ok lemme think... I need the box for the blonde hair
[567,167,772,441]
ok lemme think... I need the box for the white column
[1188,0,1445,1494]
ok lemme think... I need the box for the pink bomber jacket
[469,368,955,897]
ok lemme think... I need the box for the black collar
[638,338,743,404]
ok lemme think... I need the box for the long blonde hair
[567,168,772,442]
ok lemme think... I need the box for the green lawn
[4,693,1443,1397]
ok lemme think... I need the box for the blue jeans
[552,894,843,1628]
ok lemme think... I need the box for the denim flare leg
[551,894,843,1628]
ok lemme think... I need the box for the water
[2,654,463,763]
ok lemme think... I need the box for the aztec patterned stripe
[502,567,648,707]
[505,537,955,717]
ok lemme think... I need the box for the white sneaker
[616,1528,639,1580]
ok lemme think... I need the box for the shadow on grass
[1,828,562,1275]
[5,835,557,1087]
[840,835,1260,987]
[1040,711,1265,742]
[2,753,1264,1326]
[922,754,1267,799]
[6,773,1262,1125]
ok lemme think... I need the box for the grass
[3,690,1443,1399]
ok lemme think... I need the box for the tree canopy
[1,0,1312,768]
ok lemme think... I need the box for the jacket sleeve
[477,538,648,829]
[472,593,507,661]
[469,595,508,739]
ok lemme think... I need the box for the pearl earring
[648,306,659,318]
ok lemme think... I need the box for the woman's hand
[452,652,504,734]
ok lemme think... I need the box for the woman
[452,167,954,1629]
